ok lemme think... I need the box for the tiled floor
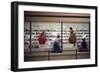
[24,49,90,62]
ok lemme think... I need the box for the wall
[0,0,99,73]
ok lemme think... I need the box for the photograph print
[11,1,97,71]
[24,11,90,62]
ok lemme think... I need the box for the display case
[24,11,90,61]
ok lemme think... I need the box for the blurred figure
[69,27,77,46]
[38,31,47,49]
[38,31,47,44]
[52,35,62,53]
[79,38,88,52]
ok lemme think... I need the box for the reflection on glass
[31,22,61,51]
[24,11,90,62]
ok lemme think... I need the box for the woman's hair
[69,27,73,30]
[57,35,60,38]
[82,38,86,42]
[70,27,74,33]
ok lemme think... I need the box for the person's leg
[73,43,76,46]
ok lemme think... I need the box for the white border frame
[18,5,96,69]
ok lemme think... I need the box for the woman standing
[38,31,47,49]
[69,27,77,46]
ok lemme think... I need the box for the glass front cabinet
[24,11,90,61]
